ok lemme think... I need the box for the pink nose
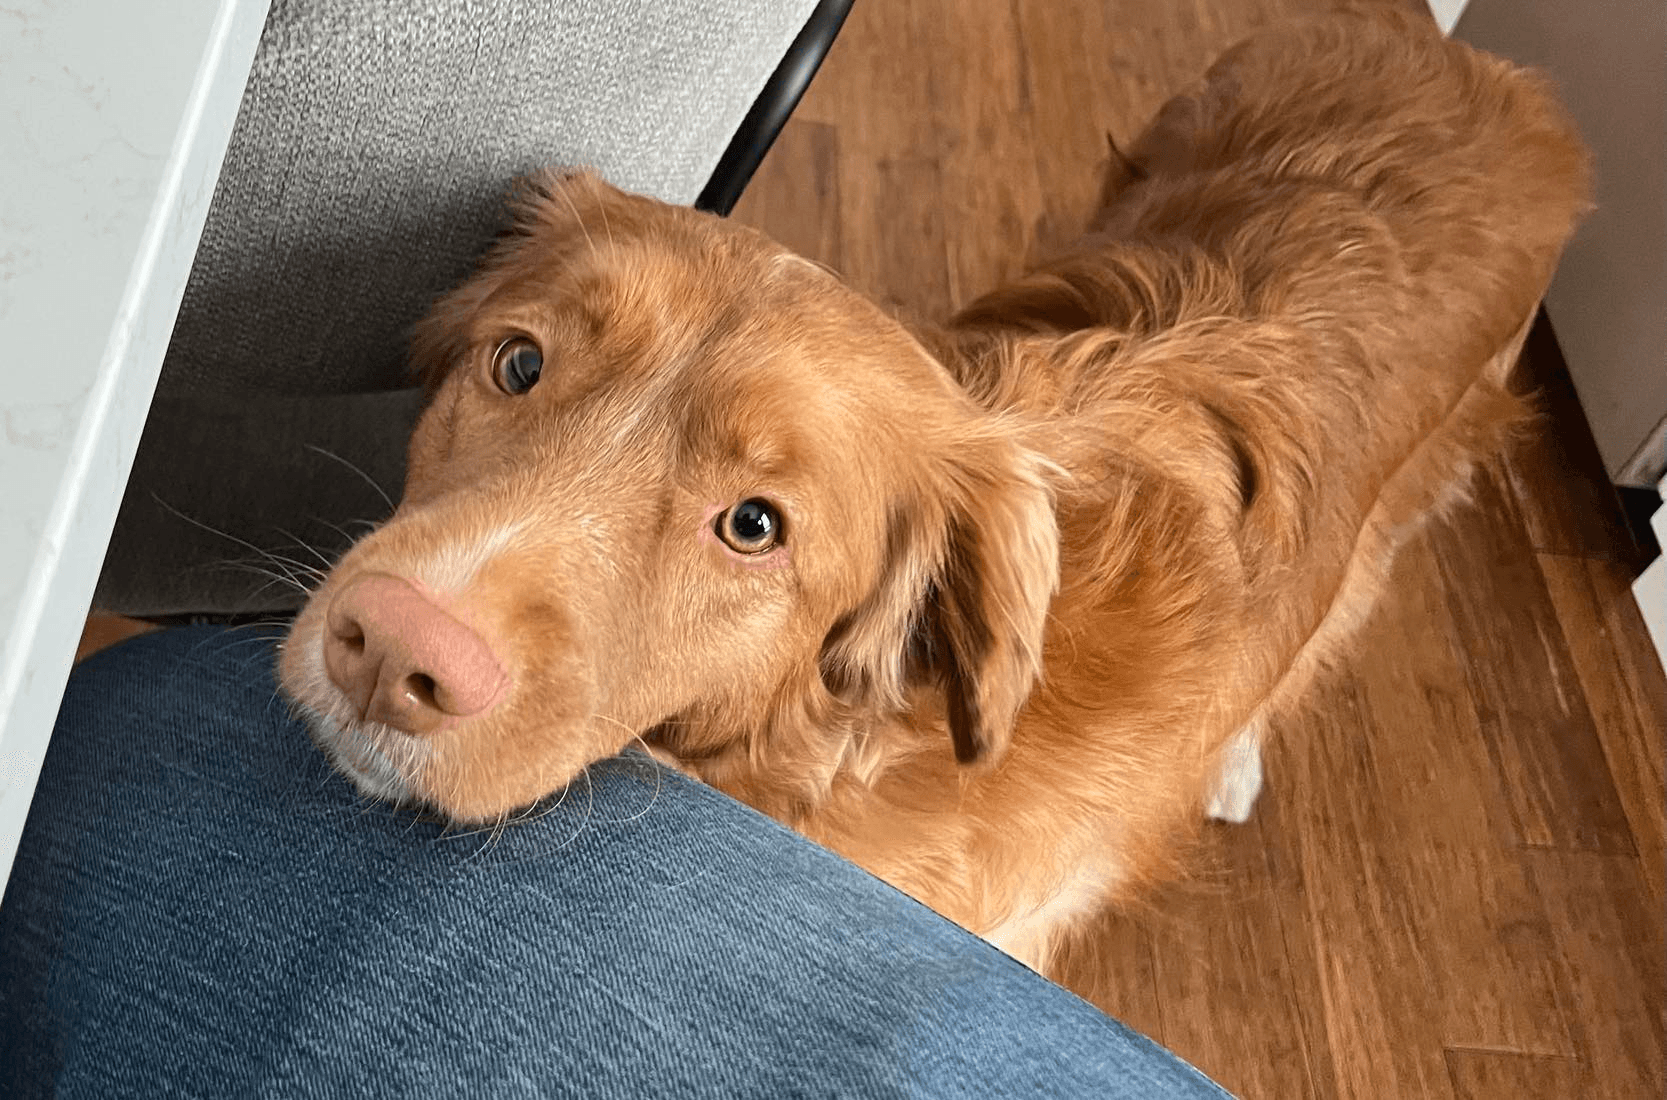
[322,573,507,734]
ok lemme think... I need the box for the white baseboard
[1427,0,1471,34]
[1633,477,1667,674]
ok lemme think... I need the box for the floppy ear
[1097,130,1149,206]
[928,441,1061,765]
[819,433,1060,768]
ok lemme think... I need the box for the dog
[278,5,1588,990]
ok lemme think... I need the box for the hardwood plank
[1144,805,1341,1099]
[1444,1050,1587,1100]
[1282,681,1458,1100]
[1010,0,1127,258]
[775,0,954,315]
[1245,759,1346,1100]
[854,153,958,319]
[1017,0,1307,262]
[1503,313,1646,564]
[782,0,929,140]
[728,119,844,271]
[1356,523,1576,1056]
[1397,843,1575,1057]
[1056,907,1169,1046]
[1537,552,1667,903]
[1527,850,1666,1100]
[918,0,1047,308]
[76,613,159,663]
[1078,4,1198,150]
[1601,565,1667,898]
[1433,472,1636,854]
[1355,530,1521,848]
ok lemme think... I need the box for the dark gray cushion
[98,0,818,616]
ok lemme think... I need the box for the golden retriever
[277,6,1589,989]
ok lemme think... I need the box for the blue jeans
[1,627,1228,1098]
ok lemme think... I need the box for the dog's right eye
[492,337,544,395]
[716,498,781,554]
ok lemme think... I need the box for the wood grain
[729,120,845,274]
[1357,519,1575,1058]
[1503,314,1648,564]
[76,614,158,662]
[1435,475,1636,854]
[1281,682,1461,1100]
[1528,850,1666,1099]
[1537,551,1667,903]
[1056,906,1170,1046]
[1142,808,1343,1100]
[1445,1050,1587,1100]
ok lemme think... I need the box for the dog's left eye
[716,499,781,554]
[492,337,544,395]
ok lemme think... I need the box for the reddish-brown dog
[279,7,1589,989]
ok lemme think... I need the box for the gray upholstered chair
[95,0,849,617]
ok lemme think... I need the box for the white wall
[1635,478,1667,673]
[1426,0,1470,35]
[1456,0,1667,485]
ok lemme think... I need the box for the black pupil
[503,342,542,392]
[730,500,774,544]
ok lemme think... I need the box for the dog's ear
[1098,131,1149,206]
[927,440,1060,765]
[820,433,1059,768]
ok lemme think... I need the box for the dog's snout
[322,573,508,734]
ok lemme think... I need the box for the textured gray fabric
[99,0,819,616]
[163,0,819,397]
[99,388,426,616]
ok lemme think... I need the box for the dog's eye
[716,499,781,554]
[492,337,544,395]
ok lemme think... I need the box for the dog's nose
[322,573,507,734]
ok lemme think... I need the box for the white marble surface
[0,0,270,897]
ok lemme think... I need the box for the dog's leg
[1206,720,1264,823]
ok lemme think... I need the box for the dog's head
[279,171,1058,822]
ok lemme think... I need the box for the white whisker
[304,443,395,513]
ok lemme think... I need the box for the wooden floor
[731,2,1666,1097]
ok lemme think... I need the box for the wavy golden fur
[279,6,1590,991]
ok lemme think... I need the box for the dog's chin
[280,617,428,809]
[294,704,427,808]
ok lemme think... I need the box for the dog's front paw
[1206,725,1263,824]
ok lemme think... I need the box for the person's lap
[1,626,1227,1098]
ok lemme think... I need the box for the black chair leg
[696,0,855,216]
